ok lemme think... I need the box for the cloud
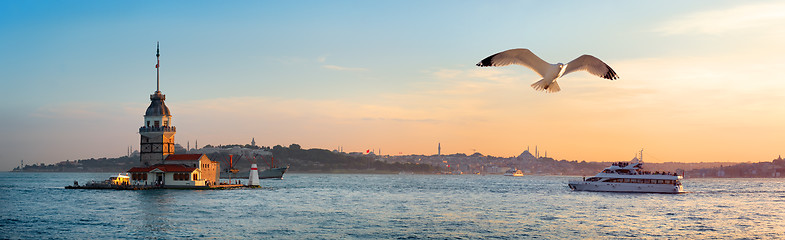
[654,2,785,35]
[31,102,140,120]
[322,64,368,71]
[421,67,527,95]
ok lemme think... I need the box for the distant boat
[245,154,289,179]
[258,166,289,179]
[504,169,524,177]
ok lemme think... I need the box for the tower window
[163,120,168,126]
[147,121,150,127]
[154,121,160,127]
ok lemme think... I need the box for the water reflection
[134,190,175,234]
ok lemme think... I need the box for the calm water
[1,172,784,239]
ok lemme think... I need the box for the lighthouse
[139,42,176,166]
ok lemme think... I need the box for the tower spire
[156,42,160,92]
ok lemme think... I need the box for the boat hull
[568,181,684,194]
[259,166,288,179]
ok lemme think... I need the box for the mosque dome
[145,91,171,116]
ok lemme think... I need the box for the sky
[1,0,784,171]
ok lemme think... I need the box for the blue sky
[2,0,784,170]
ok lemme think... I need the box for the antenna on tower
[155,42,160,92]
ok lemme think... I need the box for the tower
[251,138,256,147]
[438,142,441,156]
[139,42,176,166]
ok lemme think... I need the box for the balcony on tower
[139,125,176,133]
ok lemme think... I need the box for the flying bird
[476,48,618,93]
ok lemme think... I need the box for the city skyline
[2,1,785,171]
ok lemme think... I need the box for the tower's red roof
[127,164,197,173]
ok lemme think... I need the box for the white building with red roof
[127,152,220,187]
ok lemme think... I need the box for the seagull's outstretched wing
[476,48,551,78]
[562,55,618,80]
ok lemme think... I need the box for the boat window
[586,177,601,182]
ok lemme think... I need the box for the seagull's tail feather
[531,79,561,93]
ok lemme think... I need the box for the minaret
[438,142,441,156]
[251,138,256,147]
[139,42,176,166]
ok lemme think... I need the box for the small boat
[568,150,685,194]
[504,169,524,177]
[66,173,131,189]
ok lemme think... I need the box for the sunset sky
[1,1,784,171]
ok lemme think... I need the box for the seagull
[476,48,618,93]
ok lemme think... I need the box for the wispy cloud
[322,64,368,71]
[32,102,139,120]
[421,67,527,95]
[654,2,785,35]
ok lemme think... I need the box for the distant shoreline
[8,170,784,179]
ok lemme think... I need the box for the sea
[1,172,784,239]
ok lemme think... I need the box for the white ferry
[504,169,524,177]
[568,151,684,194]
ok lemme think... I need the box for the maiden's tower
[127,43,220,187]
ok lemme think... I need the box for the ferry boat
[504,169,524,177]
[568,151,684,194]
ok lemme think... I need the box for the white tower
[248,164,260,186]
